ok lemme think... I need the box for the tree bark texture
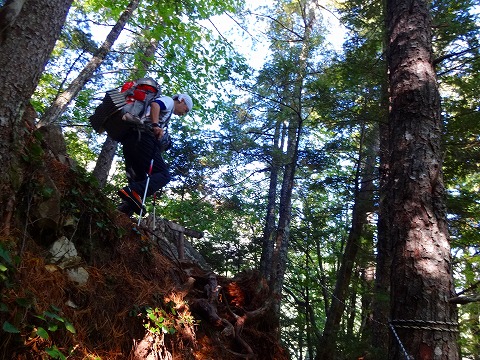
[0,0,72,229]
[386,0,459,359]
[92,135,118,188]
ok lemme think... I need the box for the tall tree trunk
[269,2,316,336]
[316,124,377,360]
[259,119,284,280]
[0,0,72,232]
[92,135,118,187]
[373,126,391,357]
[38,0,141,127]
[304,240,321,358]
[385,0,459,359]
[372,2,391,352]
[92,38,159,186]
[270,110,302,324]
[359,263,375,339]
[315,240,330,313]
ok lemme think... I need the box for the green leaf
[34,313,46,321]
[3,321,20,333]
[36,327,49,339]
[65,322,76,334]
[45,346,67,360]
[44,311,64,322]
[50,304,61,312]
[0,246,12,265]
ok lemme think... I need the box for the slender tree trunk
[0,0,72,231]
[373,126,391,357]
[385,0,459,359]
[346,273,359,338]
[260,119,283,280]
[359,264,375,339]
[92,135,118,187]
[38,0,141,127]
[316,124,377,360]
[305,286,314,360]
[372,1,391,352]
[304,243,321,358]
[269,2,315,336]
[315,240,330,313]
[373,114,392,349]
[270,112,302,325]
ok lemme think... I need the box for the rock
[66,267,89,286]
[49,236,78,263]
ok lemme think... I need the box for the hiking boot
[117,200,134,217]
[118,186,145,215]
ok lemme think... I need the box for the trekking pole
[137,139,158,226]
[137,159,152,226]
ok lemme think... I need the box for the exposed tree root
[188,269,275,359]
[131,333,172,360]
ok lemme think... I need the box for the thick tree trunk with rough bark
[0,0,72,232]
[385,0,459,359]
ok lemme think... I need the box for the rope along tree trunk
[385,0,459,358]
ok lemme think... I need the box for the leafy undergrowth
[0,127,289,359]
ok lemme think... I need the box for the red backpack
[121,79,159,104]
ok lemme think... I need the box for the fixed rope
[316,279,459,360]
[390,319,459,332]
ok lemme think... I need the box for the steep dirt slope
[0,122,289,359]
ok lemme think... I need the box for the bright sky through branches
[206,0,347,70]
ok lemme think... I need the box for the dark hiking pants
[121,130,171,198]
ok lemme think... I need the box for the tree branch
[448,294,480,304]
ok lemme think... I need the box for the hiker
[117,93,193,216]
